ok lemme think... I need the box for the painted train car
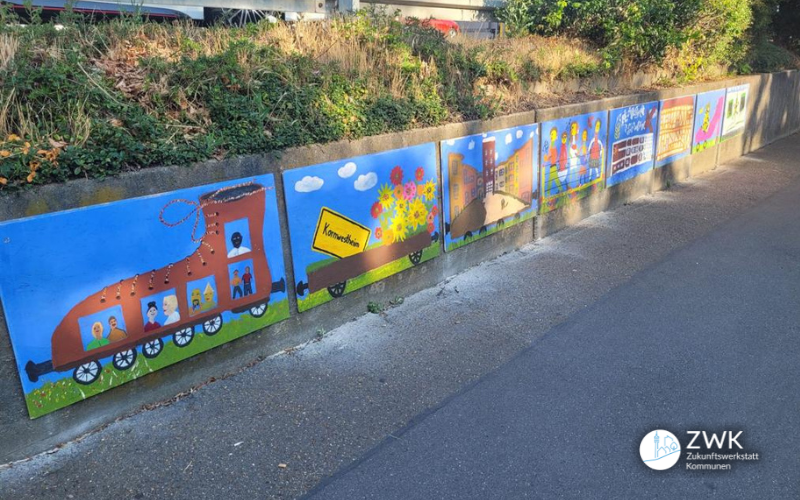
[25,182,286,385]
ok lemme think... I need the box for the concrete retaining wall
[1,70,798,464]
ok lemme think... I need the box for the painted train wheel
[73,360,101,385]
[142,338,164,359]
[409,250,423,266]
[173,327,195,348]
[249,303,268,318]
[327,281,347,298]
[112,349,137,371]
[203,315,223,336]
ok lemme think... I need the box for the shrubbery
[0,3,797,191]
[497,0,753,70]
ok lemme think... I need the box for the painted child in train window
[79,305,126,352]
[87,322,108,351]
[201,283,217,310]
[225,218,252,258]
[144,301,161,332]
[163,295,181,325]
[228,259,256,300]
[231,270,243,299]
[107,316,127,343]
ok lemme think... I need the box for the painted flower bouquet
[371,165,438,246]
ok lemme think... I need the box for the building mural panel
[655,95,696,168]
[441,125,539,251]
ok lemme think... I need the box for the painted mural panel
[606,102,659,187]
[441,125,539,251]
[722,84,749,140]
[655,95,696,167]
[540,111,608,213]
[284,143,440,312]
[539,111,608,213]
[692,89,726,153]
[0,175,290,418]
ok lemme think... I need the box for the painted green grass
[540,180,603,214]
[446,211,535,252]
[298,243,440,312]
[692,137,719,153]
[24,299,290,419]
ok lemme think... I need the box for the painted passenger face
[92,323,103,338]
[550,128,558,144]
[109,317,117,329]
[204,284,214,303]
[231,232,243,249]
[191,289,202,306]
[147,306,158,321]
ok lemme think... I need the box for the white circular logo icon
[640,429,681,470]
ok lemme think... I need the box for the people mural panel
[284,143,440,312]
[722,84,749,140]
[606,102,659,187]
[0,175,289,418]
[441,125,539,251]
[655,95,696,168]
[539,111,608,213]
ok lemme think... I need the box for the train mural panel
[539,111,608,213]
[606,102,659,187]
[441,125,539,251]
[722,84,749,140]
[692,89,726,153]
[655,95,696,168]
[283,143,440,312]
[0,175,289,418]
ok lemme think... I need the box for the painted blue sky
[0,174,287,393]
[606,101,659,187]
[283,143,438,282]
[693,89,726,149]
[440,124,540,248]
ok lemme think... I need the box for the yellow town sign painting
[311,207,371,259]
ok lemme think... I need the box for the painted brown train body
[26,183,286,385]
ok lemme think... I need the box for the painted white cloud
[354,172,378,191]
[494,152,499,161]
[516,130,523,139]
[530,131,535,138]
[338,161,357,178]
[446,139,456,146]
[468,140,475,150]
[295,175,324,193]
[505,133,513,145]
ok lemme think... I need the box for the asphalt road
[308,156,800,499]
[2,135,800,499]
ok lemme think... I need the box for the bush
[498,0,753,70]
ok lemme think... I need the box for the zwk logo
[640,429,681,470]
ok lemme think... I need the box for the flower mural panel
[283,143,441,312]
